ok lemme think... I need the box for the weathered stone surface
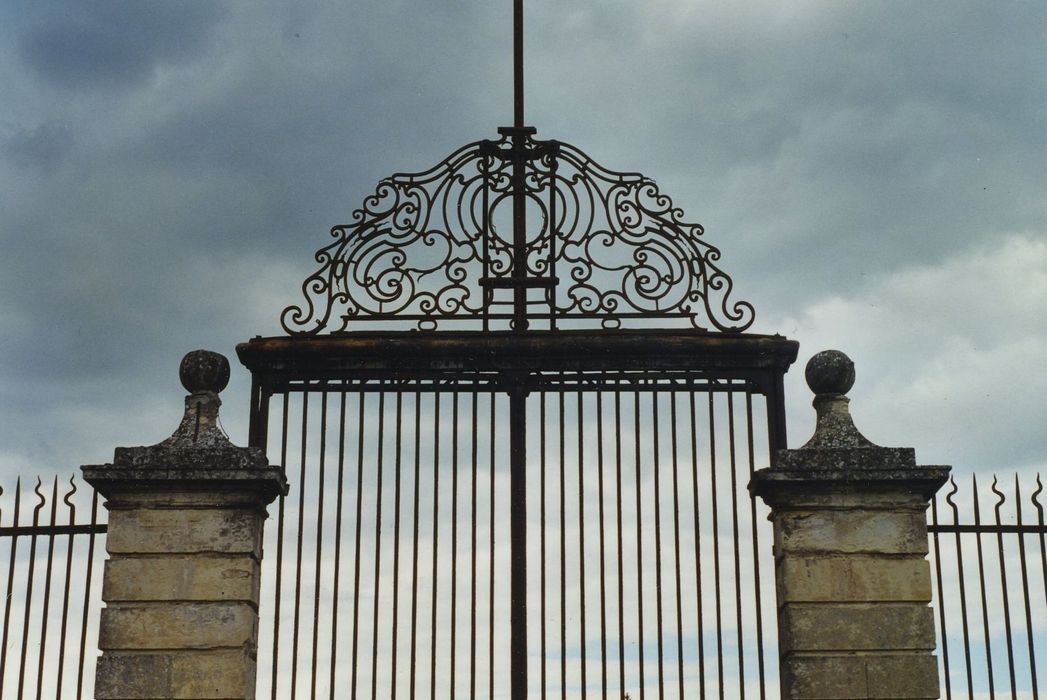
[778,555,932,602]
[866,654,940,698]
[95,650,254,699]
[774,509,929,555]
[783,655,869,698]
[99,602,257,650]
[781,604,936,651]
[106,508,264,556]
[103,556,260,602]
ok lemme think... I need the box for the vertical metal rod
[973,476,996,699]
[633,391,647,700]
[727,393,746,698]
[670,394,685,699]
[651,393,666,700]
[329,392,349,699]
[470,391,480,698]
[369,392,387,700]
[17,479,46,700]
[614,390,627,698]
[271,397,289,700]
[514,0,524,127]
[1014,478,1039,698]
[930,497,952,700]
[350,392,367,700]
[390,392,405,698]
[708,394,725,695]
[991,479,1017,697]
[428,394,442,700]
[310,393,329,699]
[540,391,548,696]
[0,480,20,692]
[75,489,98,700]
[689,391,706,699]
[576,389,589,699]
[559,390,567,699]
[745,393,768,699]
[290,392,310,700]
[945,479,975,697]
[34,478,60,700]
[489,394,497,700]
[451,392,460,699]
[409,392,424,699]
[509,383,529,700]
[596,391,609,699]
[55,478,78,698]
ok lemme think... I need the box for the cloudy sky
[1,1,1044,483]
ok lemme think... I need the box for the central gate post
[508,374,529,700]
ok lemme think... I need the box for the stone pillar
[750,350,950,699]
[83,350,286,700]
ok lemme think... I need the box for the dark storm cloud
[11,1,228,92]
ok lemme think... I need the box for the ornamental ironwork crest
[281,127,754,335]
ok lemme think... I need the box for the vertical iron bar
[310,392,329,699]
[369,391,387,700]
[34,478,60,700]
[540,391,548,697]
[560,389,567,699]
[634,391,646,700]
[652,392,666,700]
[470,391,480,698]
[350,392,367,700]
[577,389,589,699]
[55,478,78,698]
[727,393,745,699]
[329,392,349,699]
[18,479,46,700]
[973,476,996,699]
[290,392,310,700]
[745,392,767,698]
[991,478,1017,697]
[390,392,405,699]
[409,392,423,699]
[489,394,497,700]
[428,394,442,700]
[451,392,460,699]
[708,393,724,696]
[689,391,706,699]
[614,390,627,699]
[597,391,609,699]
[946,479,975,698]
[670,393,685,699]
[509,381,529,700]
[0,480,20,693]
[1014,477,1039,699]
[931,496,953,700]
[74,489,98,700]
[271,396,290,700]
[513,0,523,127]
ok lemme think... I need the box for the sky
[1,1,1045,486]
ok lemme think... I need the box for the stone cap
[749,350,949,502]
[82,350,288,501]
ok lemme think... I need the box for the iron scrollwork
[281,129,754,334]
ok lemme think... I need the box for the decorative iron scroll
[281,129,755,334]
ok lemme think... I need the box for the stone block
[95,649,255,699]
[99,602,257,650]
[103,556,260,603]
[783,655,868,698]
[106,508,264,556]
[866,654,940,698]
[781,603,936,651]
[775,509,928,555]
[778,555,933,603]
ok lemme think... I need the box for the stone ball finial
[805,349,855,396]
[179,350,230,394]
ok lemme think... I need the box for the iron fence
[930,473,1047,698]
[0,474,106,700]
